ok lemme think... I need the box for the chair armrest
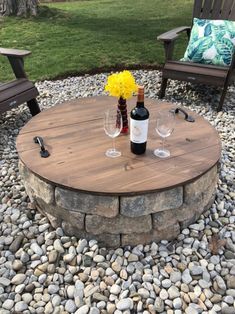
[0,48,31,58]
[157,26,191,42]
[0,48,31,79]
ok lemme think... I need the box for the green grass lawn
[0,0,193,82]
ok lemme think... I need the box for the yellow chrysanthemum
[105,70,138,100]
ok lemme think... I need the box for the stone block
[36,198,85,230]
[19,160,54,204]
[44,212,61,229]
[120,187,183,217]
[201,182,216,211]
[121,224,180,246]
[184,165,217,205]
[62,222,120,248]
[175,190,216,229]
[86,214,152,235]
[55,187,118,218]
[175,205,198,230]
[152,210,178,230]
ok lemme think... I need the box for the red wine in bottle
[130,86,149,155]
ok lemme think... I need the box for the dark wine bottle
[130,86,149,155]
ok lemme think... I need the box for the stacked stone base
[19,161,218,248]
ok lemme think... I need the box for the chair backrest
[193,0,235,21]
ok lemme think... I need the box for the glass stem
[112,137,115,151]
[162,137,165,151]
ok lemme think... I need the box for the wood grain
[17,96,221,195]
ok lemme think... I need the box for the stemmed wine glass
[104,108,123,158]
[154,110,175,158]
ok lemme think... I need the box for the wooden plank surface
[201,0,214,19]
[16,96,221,195]
[211,0,223,19]
[221,0,235,19]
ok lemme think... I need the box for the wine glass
[104,108,123,158]
[154,110,175,158]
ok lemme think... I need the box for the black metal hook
[170,107,195,122]
[33,136,50,158]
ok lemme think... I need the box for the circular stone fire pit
[17,97,221,247]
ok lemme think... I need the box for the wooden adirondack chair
[157,0,235,111]
[0,48,40,116]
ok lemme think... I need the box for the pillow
[181,18,235,66]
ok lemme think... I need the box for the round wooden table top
[17,96,221,195]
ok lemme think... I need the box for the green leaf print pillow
[181,18,235,66]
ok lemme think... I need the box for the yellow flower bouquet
[105,70,138,134]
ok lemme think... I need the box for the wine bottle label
[130,118,149,143]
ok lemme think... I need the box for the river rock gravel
[0,70,234,313]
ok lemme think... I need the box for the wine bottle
[130,86,149,155]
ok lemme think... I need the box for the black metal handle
[33,136,50,158]
[171,107,195,122]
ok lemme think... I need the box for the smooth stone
[48,250,58,263]
[52,295,61,307]
[199,279,210,289]
[93,293,108,302]
[168,286,180,299]
[182,269,192,284]
[64,253,76,263]
[75,304,89,314]
[227,276,235,289]
[20,252,29,263]
[91,269,99,281]
[31,242,43,255]
[128,254,138,262]
[170,271,181,283]
[93,255,105,263]
[173,297,182,309]
[185,305,200,314]
[221,307,235,314]
[142,274,152,282]
[138,288,150,299]
[190,266,203,276]
[65,299,77,313]
[22,293,33,304]
[25,283,35,292]
[15,283,25,294]
[159,289,168,300]
[4,236,14,245]
[0,277,11,286]
[90,307,100,314]
[11,273,26,285]
[45,301,53,314]
[82,255,93,267]
[67,285,75,298]
[48,284,59,294]
[225,251,235,260]
[116,298,132,311]
[12,260,23,271]
[216,276,226,291]
[84,285,99,298]
[9,235,24,253]
[227,289,235,297]
[211,294,222,303]
[223,296,234,305]
[110,284,121,295]
[54,239,64,253]
[154,297,164,312]
[2,299,14,310]
[77,239,88,254]
[210,255,220,264]
[120,269,128,280]
[15,301,28,312]
[162,279,171,288]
